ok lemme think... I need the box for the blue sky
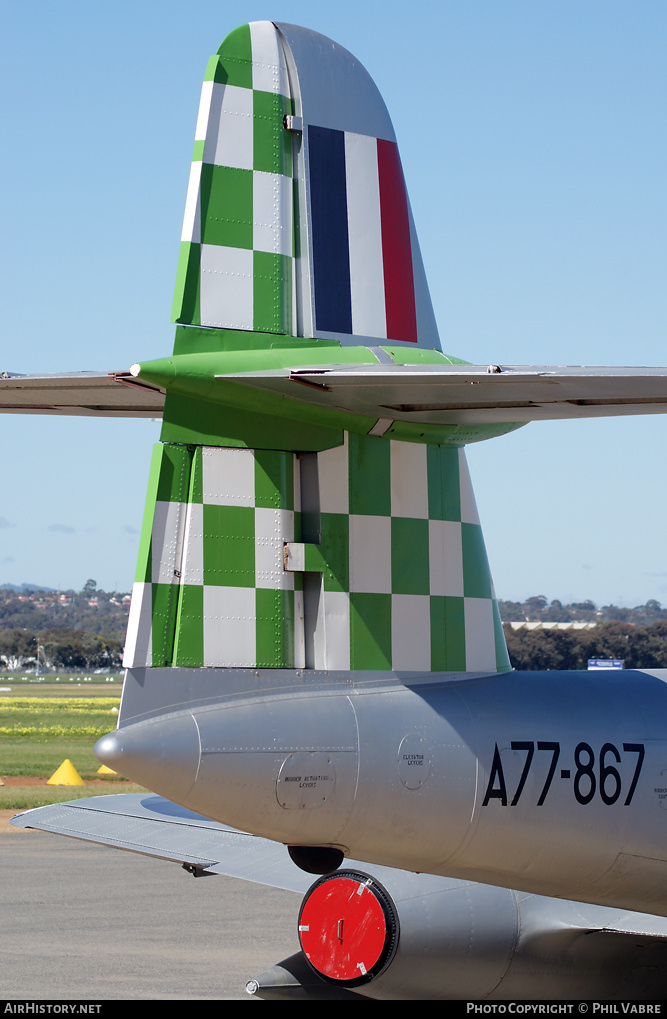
[2,1,667,606]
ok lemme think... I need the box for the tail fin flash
[172,21,441,351]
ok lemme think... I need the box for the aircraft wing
[14,793,667,1000]
[218,363,667,425]
[0,371,164,417]
[11,793,311,892]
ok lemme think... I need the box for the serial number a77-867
[481,741,645,808]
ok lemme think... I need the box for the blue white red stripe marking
[308,125,418,343]
[309,126,352,334]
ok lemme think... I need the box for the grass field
[0,684,147,809]
[1,782,147,811]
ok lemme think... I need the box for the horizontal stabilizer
[218,362,667,425]
[0,372,164,417]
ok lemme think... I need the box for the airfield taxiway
[1,820,301,1000]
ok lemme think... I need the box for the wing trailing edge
[11,793,311,892]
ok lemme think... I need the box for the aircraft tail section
[122,22,509,721]
[172,21,441,351]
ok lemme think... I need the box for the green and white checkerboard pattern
[171,22,294,334]
[124,442,300,669]
[125,434,510,674]
[287,434,509,672]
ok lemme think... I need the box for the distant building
[507,621,597,631]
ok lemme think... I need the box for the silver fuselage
[97,665,667,916]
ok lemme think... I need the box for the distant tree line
[504,621,667,671]
[0,581,129,636]
[499,595,667,626]
[0,581,127,671]
[0,626,123,671]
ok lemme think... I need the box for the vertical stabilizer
[172,21,441,352]
[122,22,509,701]
[125,434,508,674]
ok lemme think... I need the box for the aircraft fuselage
[98,665,667,916]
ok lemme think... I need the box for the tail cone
[95,711,200,802]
